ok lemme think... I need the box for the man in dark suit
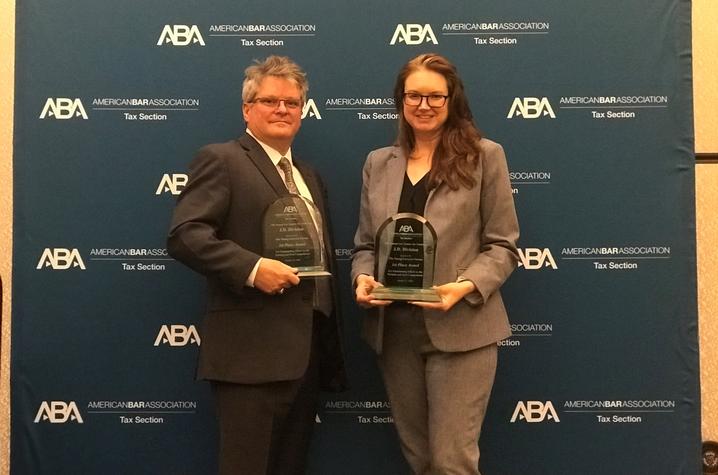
[168,55,346,475]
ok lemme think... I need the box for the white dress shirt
[245,129,320,286]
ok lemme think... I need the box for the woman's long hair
[394,53,483,190]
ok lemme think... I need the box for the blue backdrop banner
[12,0,699,473]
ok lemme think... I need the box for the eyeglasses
[403,93,448,108]
[251,97,303,110]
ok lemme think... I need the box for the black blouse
[397,172,430,215]
[387,172,431,300]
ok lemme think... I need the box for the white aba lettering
[301,99,322,119]
[518,248,557,269]
[37,248,86,270]
[510,401,560,423]
[34,401,84,424]
[507,97,556,119]
[390,24,438,45]
[156,174,187,195]
[154,325,201,347]
[157,25,205,46]
[39,98,88,119]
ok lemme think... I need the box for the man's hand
[254,259,300,295]
[410,280,476,312]
[354,274,392,308]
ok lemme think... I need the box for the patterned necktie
[278,157,299,194]
[277,157,333,316]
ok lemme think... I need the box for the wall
[0,0,15,472]
[697,163,718,442]
[694,0,718,153]
[694,0,718,444]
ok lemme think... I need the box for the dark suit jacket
[351,139,519,353]
[168,134,347,391]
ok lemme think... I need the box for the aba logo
[507,97,556,119]
[154,325,201,347]
[283,205,298,213]
[390,24,438,45]
[39,98,88,120]
[301,99,322,120]
[36,248,86,270]
[510,401,560,423]
[34,401,84,424]
[157,25,205,46]
[398,225,415,233]
[155,173,188,195]
[518,248,557,270]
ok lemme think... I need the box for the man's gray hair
[242,56,308,103]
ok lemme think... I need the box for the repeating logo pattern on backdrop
[507,97,556,119]
[36,248,86,270]
[390,24,438,45]
[12,2,698,474]
[39,98,88,120]
[157,25,205,46]
[156,174,188,195]
[35,402,84,424]
[301,99,322,120]
[518,248,557,270]
[154,325,201,347]
[510,401,560,423]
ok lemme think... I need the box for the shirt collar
[246,128,293,167]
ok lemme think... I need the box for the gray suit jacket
[351,139,519,353]
[168,134,347,391]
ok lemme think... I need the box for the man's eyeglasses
[251,97,303,110]
[403,93,448,108]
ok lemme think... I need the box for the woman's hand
[410,280,476,312]
[355,274,393,308]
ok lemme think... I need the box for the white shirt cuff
[246,258,262,287]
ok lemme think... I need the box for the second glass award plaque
[372,212,440,302]
[263,195,331,277]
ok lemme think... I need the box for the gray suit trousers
[379,306,498,475]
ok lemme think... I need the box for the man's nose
[276,100,289,113]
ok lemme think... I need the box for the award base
[297,267,332,278]
[371,286,441,302]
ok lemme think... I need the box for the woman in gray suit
[351,53,519,474]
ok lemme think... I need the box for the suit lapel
[294,157,331,244]
[294,157,336,275]
[384,147,406,217]
[424,181,442,221]
[294,158,323,210]
[238,134,288,197]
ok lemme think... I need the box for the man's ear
[242,103,250,123]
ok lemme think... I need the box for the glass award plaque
[263,195,331,277]
[372,212,440,302]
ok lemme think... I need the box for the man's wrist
[246,258,263,287]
